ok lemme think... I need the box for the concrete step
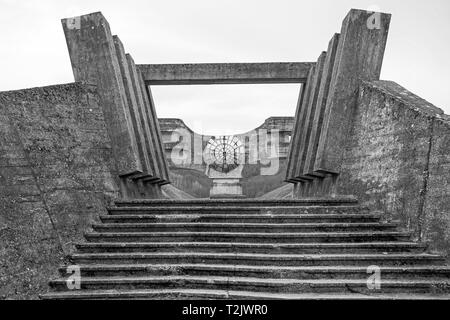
[76,242,427,254]
[114,197,359,208]
[57,264,450,280]
[69,252,445,266]
[43,195,450,300]
[48,276,450,294]
[91,222,400,233]
[101,213,381,224]
[85,231,412,243]
[108,206,368,216]
[40,288,450,300]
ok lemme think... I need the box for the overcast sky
[0,0,449,135]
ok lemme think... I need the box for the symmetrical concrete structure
[1,9,449,300]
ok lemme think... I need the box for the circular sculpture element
[205,136,244,174]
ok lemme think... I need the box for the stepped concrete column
[294,52,327,180]
[126,54,160,182]
[315,9,391,174]
[61,13,142,177]
[303,33,340,178]
[286,66,315,183]
[113,36,153,179]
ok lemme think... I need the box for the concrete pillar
[126,54,159,180]
[294,52,327,180]
[285,85,305,182]
[139,75,170,184]
[61,13,142,176]
[303,33,340,177]
[113,36,152,178]
[285,66,315,183]
[315,9,391,174]
[137,73,166,184]
[146,86,171,183]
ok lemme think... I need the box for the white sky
[0,0,449,135]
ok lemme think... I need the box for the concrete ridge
[108,205,366,211]
[49,276,450,285]
[101,213,379,218]
[92,222,397,227]
[41,289,450,300]
[59,264,450,272]
[85,231,411,237]
[115,196,358,205]
[76,242,425,248]
[71,252,442,259]
[363,80,445,117]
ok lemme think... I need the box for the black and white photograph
[0,0,449,310]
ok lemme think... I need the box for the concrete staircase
[42,198,450,300]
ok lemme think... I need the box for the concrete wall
[295,80,450,257]
[0,83,119,299]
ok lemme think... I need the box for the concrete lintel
[137,62,315,85]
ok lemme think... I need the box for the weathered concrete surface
[315,9,391,174]
[423,116,450,255]
[126,54,158,179]
[161,184,195,200]
[259,184,294,200]
[295,52,327,180]
[146,86,171,183]
[138,63,315,85]
[113,36,152,177]
[0,83,119,299]
[303,34,340,177]
[62,13,142,176]
[137,76,165,184]
[286,68,314,182]
[328,80,449,257]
